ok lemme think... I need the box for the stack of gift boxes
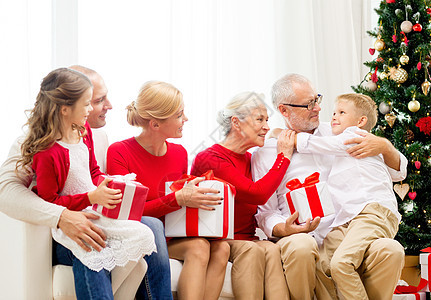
[393,249,431,299]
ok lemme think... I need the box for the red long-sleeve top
[190,144,290,240]
[106,138,187,219]
[32,123,104,211]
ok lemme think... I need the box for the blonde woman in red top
[107,81,229,300]
[191,92,296,300]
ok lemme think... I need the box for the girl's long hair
[16,68,92,173]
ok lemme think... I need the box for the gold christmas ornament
[421,79,431,95]
[364,81,377,92]
[385,113,397,127]
[408,100,420,112]
[390,66,408,83]
[394,183,410,200]
[379,72,389,80]
[374,39,385,51]
[401,20,413,33]
[400,54,410,65]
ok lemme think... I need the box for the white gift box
[420,252,430,292]
[392,292,427,300]
[285,181,334,224]
[164,180,234,239]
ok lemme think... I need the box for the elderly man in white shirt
[252,73,406,300]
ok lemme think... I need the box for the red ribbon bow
[285,172,324,222]
[169,170,235,238]
[169,170,235,194]
[394,247,430,296]
[286,172,320,191]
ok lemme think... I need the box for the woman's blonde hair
[17,68,92,173]
[217,91,266,137]
[126,81,183,127]
[336,93,378,132]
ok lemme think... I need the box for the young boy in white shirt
[292,93,404,299]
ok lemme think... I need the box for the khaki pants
[316,202,405,300]
[277,233,319,300]
[227,239,289,300]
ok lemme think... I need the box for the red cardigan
[190,144,290,240]
[32,123,104,211]
[106,138,187,219]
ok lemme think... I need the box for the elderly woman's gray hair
[217,91,266,137]
[272,73,314,109]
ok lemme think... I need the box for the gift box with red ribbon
[285,172,334,224]
[92,173,148,221]
[392,292,427,300]
[420,247,431,292]
[164,170,235,239]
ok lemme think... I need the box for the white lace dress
[51,140,156,272]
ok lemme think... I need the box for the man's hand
[272,211,320,237]
[344,131,400,170]
[58,209,107,252]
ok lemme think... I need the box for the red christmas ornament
[408,191,417,200]
[417,62,422,70]
[400,32,409,46]
[415,161,421,169]
[427,8,431,15]
[392,34,397,43]
[370,66,378,83]
[416,116,431,135]
[369,48,375,55]
[386,0,395,3]
[413,23,423,32]
[376,57,384,63]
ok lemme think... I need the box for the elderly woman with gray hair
[190,92,295,300]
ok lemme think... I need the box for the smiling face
[281,82,321,133]
[331,99,364,135]
[63,87,94,128]
[158,101,188,139]
[237,105,269,148]
[87,73,112,128]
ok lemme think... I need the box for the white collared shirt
[296,125,404,229]
[252,123,407,244]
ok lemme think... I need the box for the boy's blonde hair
[336,93,378,132]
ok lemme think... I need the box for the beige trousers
[316,202,405,300]
[227,239,289,300]
[277,233,319,300]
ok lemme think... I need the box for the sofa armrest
[0,212,52,299]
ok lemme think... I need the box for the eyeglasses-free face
[281,94,323,111]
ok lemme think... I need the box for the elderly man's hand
[58,209,107,252]
[344,131,401,170]
[344,131,388,158]
[273,211,320,237]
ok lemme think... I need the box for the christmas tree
[353,0,431,254]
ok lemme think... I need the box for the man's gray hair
[272,73,313,109]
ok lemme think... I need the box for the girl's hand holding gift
[88,177,123,209]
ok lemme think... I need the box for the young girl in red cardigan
[16,68,156,300]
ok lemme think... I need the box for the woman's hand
[175,177,223,210]
[88,177,123,209]
[277,129,296,159]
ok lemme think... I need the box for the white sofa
[0,212,234,300]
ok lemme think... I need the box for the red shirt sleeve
[191,150,289,205]
[32,149,91,211]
